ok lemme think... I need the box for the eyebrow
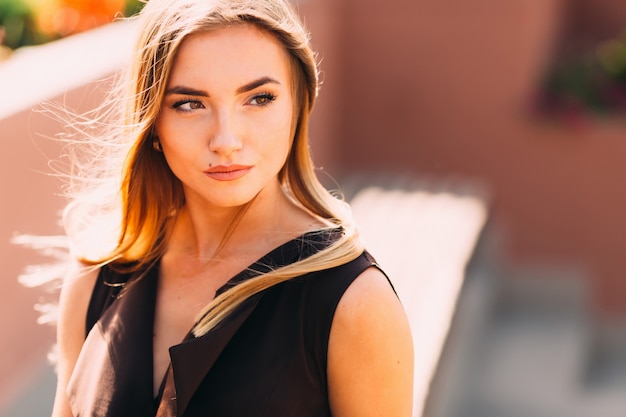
[164,76,281,97]
[235,76,281,94]
[164,86,208,96]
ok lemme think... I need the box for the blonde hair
[62,0,364,337]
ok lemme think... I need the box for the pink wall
[0,83,107,411]
[569,0,626,41]
[301,0,626,314]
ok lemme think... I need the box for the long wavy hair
[61,0,364,336]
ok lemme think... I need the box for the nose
[209,108,242,157]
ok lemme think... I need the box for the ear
[152,136,162,152]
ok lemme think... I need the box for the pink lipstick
[203,164,253,181]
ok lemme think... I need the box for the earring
[152,137,162,152]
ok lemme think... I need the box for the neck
[168,181,320,262]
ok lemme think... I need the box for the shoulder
[58,260,100,327]
[290,251,380,329]
[327,267,414,417]
[52,260,100,417]
[56,259,101,371]
[57,260,100,355]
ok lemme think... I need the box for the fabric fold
[159,292,264,416]
[68,267,158,417]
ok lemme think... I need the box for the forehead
[168,24,292,88]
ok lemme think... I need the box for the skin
[51,24,413,417]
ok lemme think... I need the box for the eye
[248,92,276,107]
[172,99,205,112]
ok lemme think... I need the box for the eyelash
[172,98,203,112]
[249,92,276,106]
[170,92,277,112]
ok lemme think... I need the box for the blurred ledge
[0,19,138,120]
[346,176,491,416]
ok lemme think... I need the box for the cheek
[279,99,297,146]
[154,111,187,142]
[154,116,188,153]
[153,120,186,169]
[153,116,169,145]
[276,116,295,161]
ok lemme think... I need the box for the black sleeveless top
[66,229,385,417]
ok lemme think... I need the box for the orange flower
[28,0,126,37]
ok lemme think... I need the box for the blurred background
[1,0,625,416]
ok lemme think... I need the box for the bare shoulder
[328,267,414,417]
[58,260,99,329]
[57,259,100,364]
[51,260,100,417]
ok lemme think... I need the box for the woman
[51,0,413,416]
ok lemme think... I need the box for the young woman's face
[155,24,295,210]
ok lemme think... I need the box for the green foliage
[537,33,626,120]
[0,0,42,49]
[0,0,145,50]
[124,0,145,17]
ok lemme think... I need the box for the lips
[203,164,253,181]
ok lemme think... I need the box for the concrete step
[1,364,55,417]
[425,227,626,417]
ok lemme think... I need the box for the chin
[205,191,260,209]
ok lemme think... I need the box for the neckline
[151,226,343,402]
